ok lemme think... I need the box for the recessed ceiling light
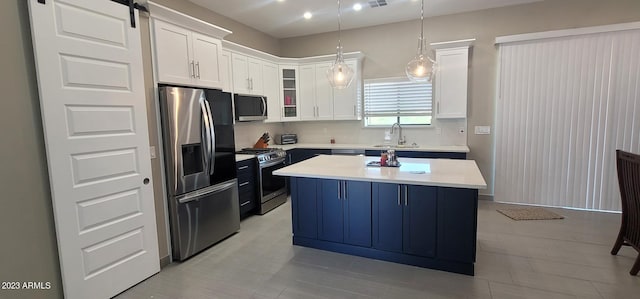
[277,0,285,2]
[353,3,362,11]
[303,12,312,19]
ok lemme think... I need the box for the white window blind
[495,28,640,212]
[363,77,432,117]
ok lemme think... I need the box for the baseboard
[479,194,494,201]
[159,255,171,268]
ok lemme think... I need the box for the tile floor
[116,200,640,298]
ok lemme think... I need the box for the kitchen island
[273,155,487,275]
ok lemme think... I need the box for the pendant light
[406,0,436,83]
[327,0,354,89]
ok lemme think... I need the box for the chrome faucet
[390,123,406,145]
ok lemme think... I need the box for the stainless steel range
[236,148,288,214]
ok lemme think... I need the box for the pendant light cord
[337,0,342,53]
[419,0,424,53]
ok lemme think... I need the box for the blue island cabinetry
[290,177,478,275]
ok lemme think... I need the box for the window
[363,77,432,127]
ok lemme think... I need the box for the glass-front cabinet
[279,65,299,121]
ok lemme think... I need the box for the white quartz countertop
[270,143,469,153]
[235,154,256,162]
[273,155,486,189]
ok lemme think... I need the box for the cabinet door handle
[337,180,341,199]
[238,165,249,170]
[190,61,196,78]
[343,181,347,200]
[353,105,356,116]
[250,78,253,90]
[397,185,401,206]
[404,185,408,206]
[196,61,200,78]
[239,181,250,187]
[240,201,251,207]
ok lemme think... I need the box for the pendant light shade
[406,0,436,83]
[327,0,354,89]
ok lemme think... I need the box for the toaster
[275,134,297,145]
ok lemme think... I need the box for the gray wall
[0,0,63,298]
[279,0,640,196]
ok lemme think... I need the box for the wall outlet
[384,129,391,141]
[474,126,491,135]
[150,146,157,159]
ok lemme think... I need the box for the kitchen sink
[372,144,419,148]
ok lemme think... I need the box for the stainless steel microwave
[234,94,267,121]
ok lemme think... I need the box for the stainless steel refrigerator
[158,86,239,261]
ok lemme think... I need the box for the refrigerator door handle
[199,99,212,176]
[204,99,216,175]
[177,180,236,204]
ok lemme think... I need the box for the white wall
[282,119,467,146]
[234,122,285,149]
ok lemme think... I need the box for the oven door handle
[260,158,286,168]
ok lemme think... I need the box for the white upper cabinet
[333,59,361,120]
[220,50,232,92]
[232,53,265,96]
[191,33,223,87]
[153,19,224,89]
[153,20,191,85]
[149,3,231,89]
[263,62,281,122]
[279,65,300,121]
[299,63,334,121]
[299,64,316,120]
[434,46,470,119]
[315,63,334,120]
[298,60,362,121]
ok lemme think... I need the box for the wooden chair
[611,149,640,275]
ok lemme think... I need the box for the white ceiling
[188,0,543,38]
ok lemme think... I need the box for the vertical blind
[495,29,640,211]
[363,77,432,117]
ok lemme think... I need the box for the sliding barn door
[495,28,640,211]
[28,0,160,298]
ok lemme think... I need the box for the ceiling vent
[368,0,388,8]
